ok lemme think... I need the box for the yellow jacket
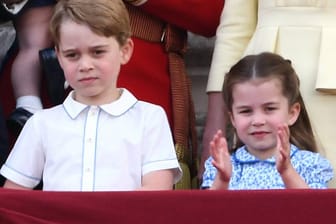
[207,0,336,93]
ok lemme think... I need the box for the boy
[0,0,181,191]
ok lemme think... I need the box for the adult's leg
[11,5,54,106]
[7,5,54,134]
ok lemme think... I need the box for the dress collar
[233,144,299,164]
[63,88,138,119]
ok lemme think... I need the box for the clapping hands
[275,124,292,174]
[210,130,232,185]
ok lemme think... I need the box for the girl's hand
[210,130,232,183]
[275,124,309,188]
[275,124,292,174]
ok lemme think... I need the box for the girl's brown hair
[50,0,131,48]
[223,52,318,153]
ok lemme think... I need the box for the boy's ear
[288,102,301,126]
[120,38,134,65]
[55,46,64,70]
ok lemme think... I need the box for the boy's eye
[65,52,77,58]
[93,50,105,55]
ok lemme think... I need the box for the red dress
[119,1,224,188]
[119,0,224,126]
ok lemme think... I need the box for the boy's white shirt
[2,0,28,15]
[0,88,182,191]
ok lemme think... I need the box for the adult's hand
[1,0,25,5]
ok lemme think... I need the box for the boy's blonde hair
[50,0,131,48]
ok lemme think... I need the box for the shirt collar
[63,88,138,119]
[233,144,299,164]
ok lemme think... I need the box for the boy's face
[56,20,133,105]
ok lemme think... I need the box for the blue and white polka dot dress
[201,145,333,189]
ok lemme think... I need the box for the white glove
[2,0,28,15]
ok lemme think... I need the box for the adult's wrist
[124,0,147,6]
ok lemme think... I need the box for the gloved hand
[1,0,25,6]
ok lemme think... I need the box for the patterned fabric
[201,144,333,189]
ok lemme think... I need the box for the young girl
[201,52,333,190]
[0,0,181,191]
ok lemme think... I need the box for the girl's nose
[251,113,266,126]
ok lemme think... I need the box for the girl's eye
[265,107,277,111]
[239,109,251,114]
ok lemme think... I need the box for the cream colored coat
[207,0,336,187]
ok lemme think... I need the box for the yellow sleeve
[206,0,258,92]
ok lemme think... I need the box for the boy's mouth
[79,76,98,83]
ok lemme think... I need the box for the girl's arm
[209,130,232,190]
[279,166,309,189]
[276,125,309,188]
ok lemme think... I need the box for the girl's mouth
[251,131,269,138]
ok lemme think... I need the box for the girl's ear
[229,112,236,128]
[288,102,301,126]
[120,38,134,65]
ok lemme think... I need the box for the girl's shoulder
[291,145,333,187]
[291,145,332,168]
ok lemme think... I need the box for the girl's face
[230,78,300,160]
[56,20,133,105]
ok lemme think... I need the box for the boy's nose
[79,56,93,71]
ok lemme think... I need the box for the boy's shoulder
[119,88,166,114]
[30,104,66,120]
[131,99,167,120]
[136,99,164,110]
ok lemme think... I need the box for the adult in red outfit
[121,0,224,126]
[120,0,224,188]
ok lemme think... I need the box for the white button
[90,106,98,116]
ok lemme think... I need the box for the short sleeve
[0,113,44,188]
[201,157,217,189]
[294,151,334,189]
[141,105,182,184]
